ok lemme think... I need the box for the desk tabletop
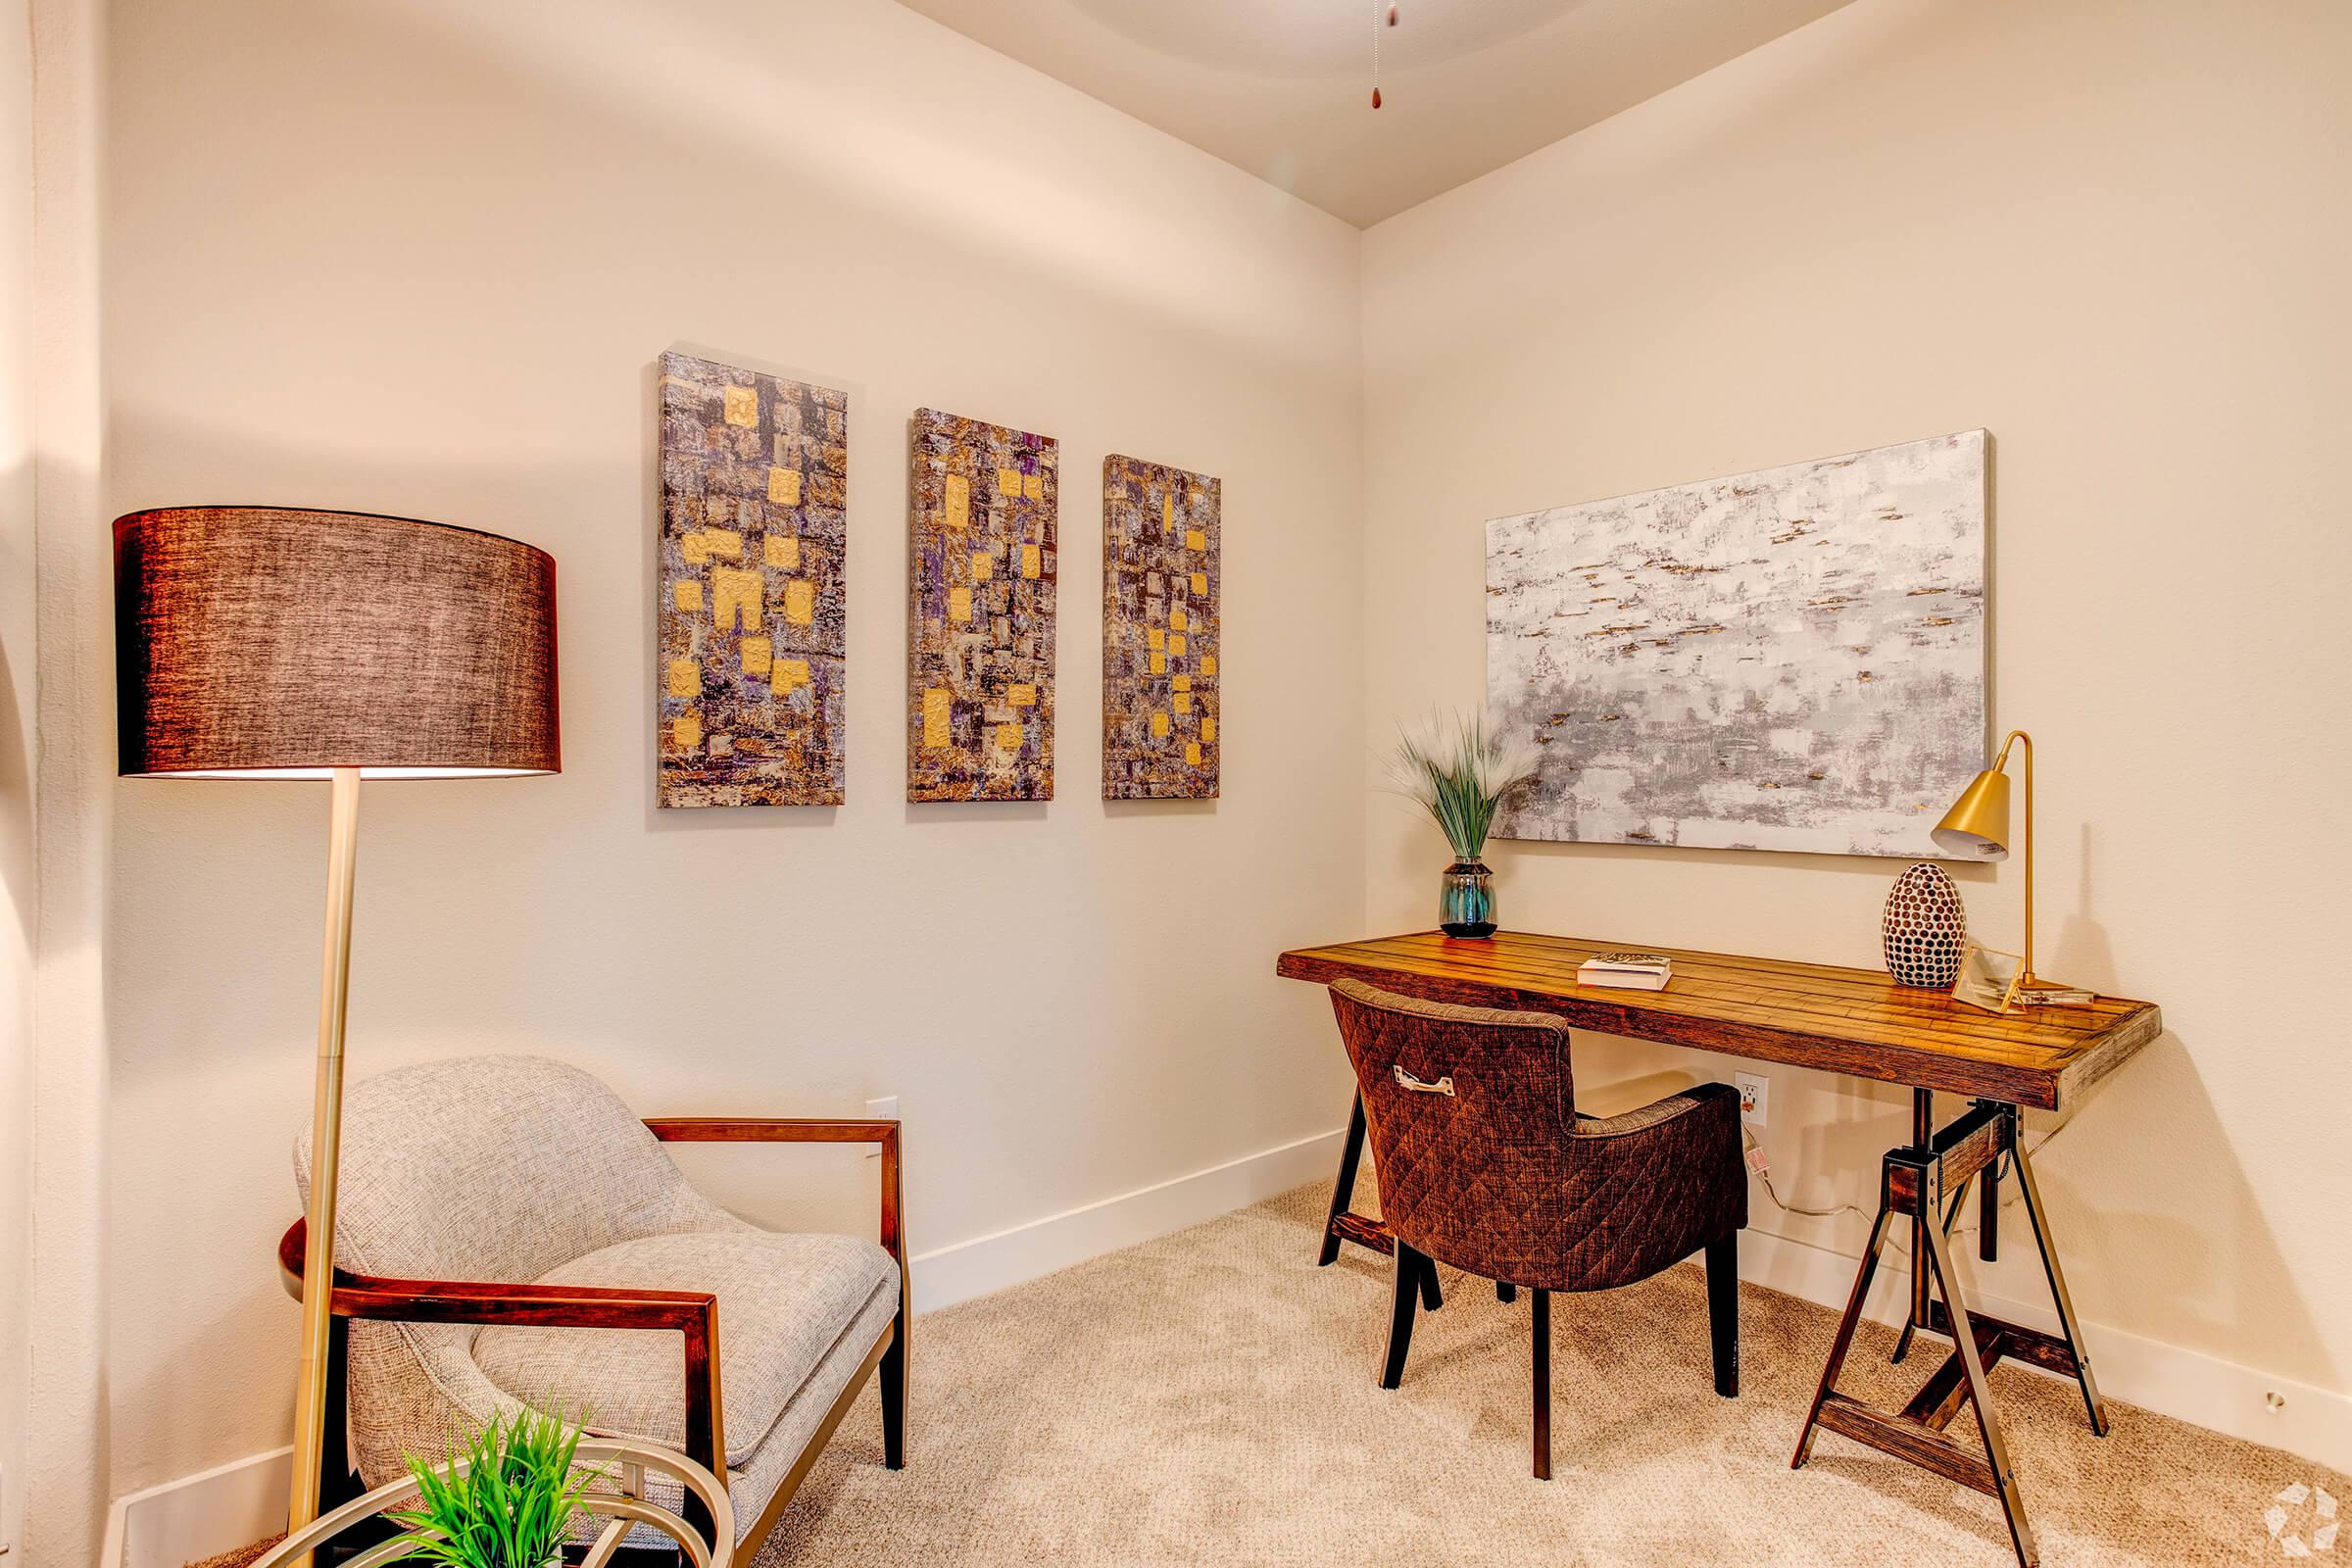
[1276,929,2161,1110]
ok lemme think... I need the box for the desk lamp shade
[1931,767,2011,860]
[114,506,560,778]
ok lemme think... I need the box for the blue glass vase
[1439,858,1495,939]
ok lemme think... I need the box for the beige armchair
[278,1054,906,1560]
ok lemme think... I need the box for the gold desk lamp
[114,507,561,1558]
[1932,728,2082,1005]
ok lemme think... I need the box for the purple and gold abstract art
[906,408,1057,802]
[657,351,849,807]
[1102,454,1220,799]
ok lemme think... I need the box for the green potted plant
[384,1406,603,1568]
[1389,711,1536,939]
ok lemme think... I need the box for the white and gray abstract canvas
[1486,431,1986,858]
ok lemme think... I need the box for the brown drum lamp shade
[112,505,560,1559]
[115,506,560,777]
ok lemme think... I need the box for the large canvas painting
[907,409,1057,801]
[1486,430,1986,858]
[657,351,848,807]
[1102,454,1220,800]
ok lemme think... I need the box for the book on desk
[1578,952,1671,991]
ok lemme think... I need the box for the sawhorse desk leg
[1318,1091,1446,1306]
[1792,1095,2107,1568]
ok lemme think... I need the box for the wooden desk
[1277,929,2163,1568]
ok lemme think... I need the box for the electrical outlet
[864,1096,899,1159]
[1735,1073,1768,1128]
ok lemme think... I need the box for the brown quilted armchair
[1328,978,1745,1478]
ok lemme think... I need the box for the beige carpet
[196,1183,2335,1566]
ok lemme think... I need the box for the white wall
[1362,0,2352,1427]
[0,0,36,1550]
[97,0,1363,1499]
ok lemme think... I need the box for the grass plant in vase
[385,1406,604,1568]
[1390,712,1536,939]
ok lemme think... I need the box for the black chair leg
[1382,1243,1423,1389]
[1531,1287,1552,1480]
[1496,1281,1517,1303]
[1706,1231,1740,1397]
[1419,1251,1444,1311]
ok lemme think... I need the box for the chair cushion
[470,1230,897,1465]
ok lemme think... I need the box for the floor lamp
[114,506,561,1554]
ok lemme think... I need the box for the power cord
[1740,1117,2062,1263]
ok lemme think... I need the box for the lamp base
[2013,973,2096,1006]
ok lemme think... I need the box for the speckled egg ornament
[1882,861,1967,988]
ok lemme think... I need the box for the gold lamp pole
[287,765,361,1550]
[1933,728,2072,1002]
[114,508,561,1560]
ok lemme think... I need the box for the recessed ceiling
[892,0,1856,226]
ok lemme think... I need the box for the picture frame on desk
[1952,940,2026,1014]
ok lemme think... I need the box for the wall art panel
[1485,430,1986,858]
[1102,454,1220,800]
[907,408,1057,801]
[657,351,848,807]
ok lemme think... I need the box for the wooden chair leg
[1706,1232,1740,1397]
[1418,1251,1444,1311]
[1531,1288,1552,1480]
[1382,1243,1422,1389]
[1496,1281,1517,1303]
[880,1315,907,1469]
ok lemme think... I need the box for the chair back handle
[1392,1064,1455,1097]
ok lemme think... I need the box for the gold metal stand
[287,767,363,1563]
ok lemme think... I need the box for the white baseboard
[1739,1224,2352,1475]
[907,1126,1346,1315]
[102,1136,2349,1565]
[102,1445,293,1568]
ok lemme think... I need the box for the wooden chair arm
[646,1118,906,1261]
[274,1218,729,1482]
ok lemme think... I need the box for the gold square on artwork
[1023,470,1044,501]
[922,687,951,750]
[1149,651,1166,675]
[1191,571,1207,595]
[1151,710,1170,739]
[740,636,772,677]
[1186,742,1201,765]
[1022,544,1041,579]
[767,466,803,506]
[1170,608,1188,633]
[784,579,816,625]
[997,466,1025,496]
[1200,716,1216,743]
[1173,693,1192,715]
[671,579,704,612]
[1200,655,1216,678]
[723,386,759,426]
[1186,528,1205,553]
[997,722,1025,752]
[1008,682,1037,708]
[774,657,809,694]
[949,585,972,623]
[945,472,971,529]
[971,550,993,580]
[1147,625,1164,651]
[666,659,703,699]
[1162,494,1174,529]
[1170,635,1187,657]
[1171,674,1191,693]
[765,534,801,570]
[672,711,703,751]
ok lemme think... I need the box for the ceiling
[892,0,1855,227]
